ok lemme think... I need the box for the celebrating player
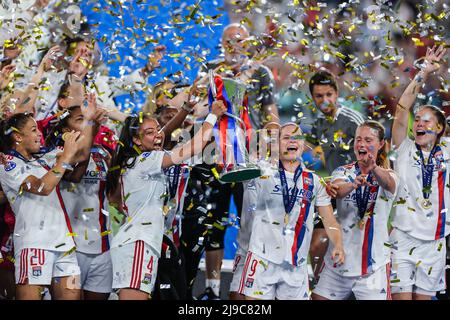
[390,45,448,300]
[239,123,345,300]
[312,120,398,300]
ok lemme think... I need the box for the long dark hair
[0,113,34,152]
[106,115,156,195]
[358,120,389,169]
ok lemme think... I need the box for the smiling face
[132,118,165,151]
[279,124,304,162]
[14,117,42,154]
[354,125,384,165]
[413,107,442,148]
[311,84,338,116]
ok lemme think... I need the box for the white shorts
[111,240,159,295]
[76,251,113,293]
[15,248,80,286]
[313,263,391,300]
[390,228,446,296]
[240,251,309,300]
[229,252,246,293]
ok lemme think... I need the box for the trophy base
[219,166,262,183]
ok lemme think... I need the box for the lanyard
[354,163,379,219]
[415,144,441,200]
[279,161,303,215]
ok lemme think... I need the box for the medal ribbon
[415,144,441,200]
[354,163,380,219]
[279,161,303,216]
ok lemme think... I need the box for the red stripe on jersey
[361,218,371,275]
[55,186,74,235]
[98,180,109,252]
[435,171,446,240]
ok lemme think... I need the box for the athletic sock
[205,278,220,296]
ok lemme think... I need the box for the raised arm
[392,45,446,148]
[162,100,226,168]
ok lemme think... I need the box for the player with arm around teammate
[312,120,399,300]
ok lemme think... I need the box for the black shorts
[181,164,243,251]
[153,235,187,300]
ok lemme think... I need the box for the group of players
[0,16,448,300]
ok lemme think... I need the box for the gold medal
[358,218,366,229]
[163,205,170,216]
[62,132,70,141]
[421,199,432,210]
[284,213,289,225]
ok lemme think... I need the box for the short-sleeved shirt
[60,150,110,254]
[0,148,76,254]
[311,106,365,174]
[324,163,399,277]
[247,162,331,266]
[110,151,166,256]
[391,138,450,241]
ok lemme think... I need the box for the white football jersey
[0,148,75,254]
[235,179,258,256]
[324,163,399,277]
[110,151,166,256]
[60,150,110,254]
[163,163,190,246]
[248,162,331,266]
[392,138,450,241]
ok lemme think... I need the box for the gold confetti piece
[211,167,220,180]
[415,260,422,267]
[55,243,65,249]
[390,279,400,283]
[409,247,416,255]
[66,232,78,237]
[438,243,443,251]
[83,208,95,212]
[100,230,111,237]
[62,246,76,257]
[84,229,88,241]
[133,145,142,155]
[108,165,121,172]
[428,267,433,275]
[411,38,424,47]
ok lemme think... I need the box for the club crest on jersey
[142,273,152,285]
[4,161,16,172]
[304,177,313,185]
[142,152,152,159]
[32,266,42,277]
[245,278,254,288]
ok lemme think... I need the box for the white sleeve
[39,147,64,168]
[0,161,33,192]
[395,136,414,153]
[331,165,355,183]
[134,151,164,175]
[315,176,331,207]
[383,170,400,199]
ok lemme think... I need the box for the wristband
[204,113,218,126]
[181,102,193,113]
